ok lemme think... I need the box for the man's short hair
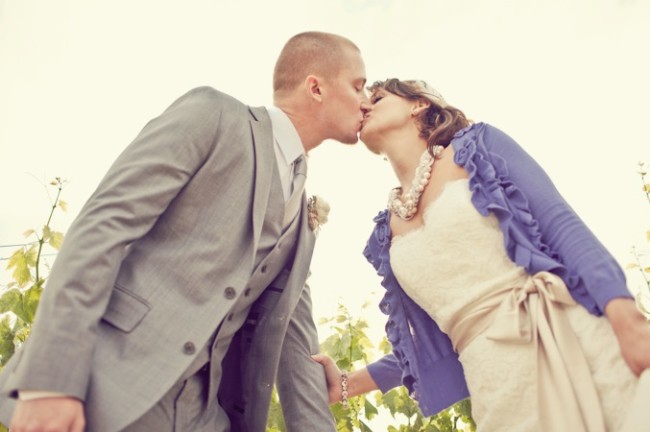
[273,31,360,93]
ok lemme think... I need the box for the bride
[313,78,649,431]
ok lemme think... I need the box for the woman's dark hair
[368,79,472,155]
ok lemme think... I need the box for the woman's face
[359,88,416,153]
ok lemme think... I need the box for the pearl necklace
[388,145,443,220]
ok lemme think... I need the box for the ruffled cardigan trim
[363,122,586,416]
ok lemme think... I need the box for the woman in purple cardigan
[313,79,649,431]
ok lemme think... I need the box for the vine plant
[0,178,66,369]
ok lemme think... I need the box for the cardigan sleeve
[483,125,632,314]
[367,354,403,393]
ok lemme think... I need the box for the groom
[0,31,370,431]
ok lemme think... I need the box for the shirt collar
[267,106,305,165]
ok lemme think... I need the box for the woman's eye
[372,96,383,104]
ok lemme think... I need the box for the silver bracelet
[341,371,349,410]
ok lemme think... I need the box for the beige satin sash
[448,271,606,432]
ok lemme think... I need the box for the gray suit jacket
[0,87,335,431]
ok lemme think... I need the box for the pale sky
[1,0,649,351]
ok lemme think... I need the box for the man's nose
[360,100,372,115]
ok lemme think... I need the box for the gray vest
[178,161,305,428]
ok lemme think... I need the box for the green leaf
[0,316,16,366]
[378,337,393,355]
[48,231,64,250]
[359,419,374,432]
[0,289,22,314]
[456,398,473,419]
[265,387,286,431]
[0,286,34,325]
[23,283,43,323]
[319,316,334,325]
[364,398,379,419]
[319,334,341,358]
[42,225,52,242]
[337,357,351,371]
[378,389,402,417]
[13,323,31,344]
[6,247,36,287]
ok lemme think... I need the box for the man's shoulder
[177,86,247,110]
[162,86,256,129]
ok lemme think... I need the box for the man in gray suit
[0,31,370,431]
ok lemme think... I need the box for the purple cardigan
[364,122,632,417]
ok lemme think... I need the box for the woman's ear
[411,99,431,116]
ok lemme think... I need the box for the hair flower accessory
[307,195,330,232]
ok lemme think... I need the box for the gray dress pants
[121,365,229,432]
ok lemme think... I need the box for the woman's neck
[384,136,429,191]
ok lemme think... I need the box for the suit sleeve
[276,283,336,431]
[3,87,225,400]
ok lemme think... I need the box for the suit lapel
[283,200,317,308]
[248,106,275,248]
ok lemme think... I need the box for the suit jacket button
[244,288,251,297]
[261,265,267,273]
[183,342,196,355]
[224,287,236,299]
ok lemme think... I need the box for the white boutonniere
[307,195,330,233]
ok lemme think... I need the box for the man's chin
[339,134,360,145]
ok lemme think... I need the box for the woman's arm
[605,298,650,375]
[483,125,649,375]
[311,354,381,404]
[483,125,631,311]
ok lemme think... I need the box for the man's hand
[606,297,650,376]
[10,397,85,432]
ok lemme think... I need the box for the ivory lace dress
[389,179,637,431]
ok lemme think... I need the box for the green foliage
[629,162,650,316]
[265,388,287,432]
[266,303,476,431]
[0,178,66,369]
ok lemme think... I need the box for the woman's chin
[360,139,381,155]
[359,130,372,145]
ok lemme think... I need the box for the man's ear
[411,99,431,116]
[305,75,323,102]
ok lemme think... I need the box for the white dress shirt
[266,106,307,201]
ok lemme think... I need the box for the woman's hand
[606,297,650,376]
[311,353,343,404]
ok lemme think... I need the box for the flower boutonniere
[307,195,330,233]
